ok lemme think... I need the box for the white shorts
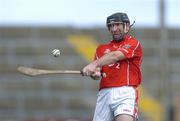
[93,86,138,121]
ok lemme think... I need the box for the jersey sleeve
[117,40,142,59]
[93,45,101,61]
[93,50,98,61]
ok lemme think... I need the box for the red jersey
[95,35,142,90]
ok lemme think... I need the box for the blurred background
[0,0,180,121]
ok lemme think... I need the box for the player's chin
[113,34,124,42]
[113,34,122,39]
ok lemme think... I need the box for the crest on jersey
[122,44,131,49]
[104,49,111,54]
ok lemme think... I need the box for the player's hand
[90,68,101,80]
[82,62,97,76]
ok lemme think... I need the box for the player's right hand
[90,67,101,80]
[82,62,97,76]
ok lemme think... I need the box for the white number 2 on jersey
[108,63,120,69]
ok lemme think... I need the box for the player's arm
[82,50,125,76]
[93,50,125,67]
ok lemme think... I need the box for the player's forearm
[93,51,125,67]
